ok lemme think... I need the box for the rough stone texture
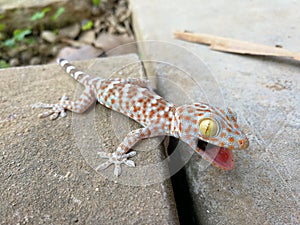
[130,0,300,224]
[0,0,92,33]
[0,55,179,224]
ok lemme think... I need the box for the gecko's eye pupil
[199,119,219,137]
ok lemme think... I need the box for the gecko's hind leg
[32,94,69,120]
[32,88,96,120]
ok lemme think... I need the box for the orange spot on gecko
[146,129,151,136]
[149,110,155,118]
[185,125,192,133]
[220,132,227,138]
[153,127,159,133]
[187,108,194,113]
[209,138,218,142]
[118,98,123,105]
[179,122,183,132]
[192,119,197,124]
[228,145,234,150]
[228,137,235,143]
[184,116,191,121]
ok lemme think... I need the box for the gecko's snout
[238,138,249,149]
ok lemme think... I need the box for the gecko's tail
[57,58,91,85]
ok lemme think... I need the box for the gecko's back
[95,79,175,129]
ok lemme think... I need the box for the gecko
[32,58,249,176]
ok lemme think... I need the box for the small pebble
[59,23,81,39]
[41,31,57,43]
[91,6,101,16]
[50,46,59,56]
[78,30,96,44]
[0,32,6,41]
[9,58,20,67]
[7,48,19,58]
[21,51,32,63]
[39,44,49,55]
[30,57,41,65]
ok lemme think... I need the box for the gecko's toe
[96,161,113,171]
[98,151,111,158]
[32,102,67,120]
[124,159,135,167]
[114,164,122,176]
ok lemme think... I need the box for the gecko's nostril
[238,138,249,149]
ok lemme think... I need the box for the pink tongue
[204,146,234,170]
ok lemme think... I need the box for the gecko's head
[178,103,249,170]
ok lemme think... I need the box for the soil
[0,0,134,68]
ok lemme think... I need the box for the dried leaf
[173,31,300,61]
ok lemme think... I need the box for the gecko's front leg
[97,123,165,176]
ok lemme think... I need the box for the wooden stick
[173,31,300,61]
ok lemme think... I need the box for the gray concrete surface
[0,55,179,224]
[130,0,300,224]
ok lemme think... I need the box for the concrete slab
[0,55,179,224]
[130,0,300,224]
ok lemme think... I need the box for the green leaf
[0,23,5,32]
[13,29,32,41]
[42,7,51,14]
[51,7,65,21]
[30,7,51,21]
[0,14,4,20]
[92,0,101,6]
[0,60,10,69]
[82,20,93,31]
[26,37,36,45]
[4,38,15,47]
[30,12,45,21]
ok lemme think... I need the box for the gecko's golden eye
[199,118,219,137]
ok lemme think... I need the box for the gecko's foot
[31,95,69,120]
[96,151,136,176]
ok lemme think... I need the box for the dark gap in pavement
[167,136,200,225]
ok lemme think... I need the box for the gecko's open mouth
[197,139,234,170]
